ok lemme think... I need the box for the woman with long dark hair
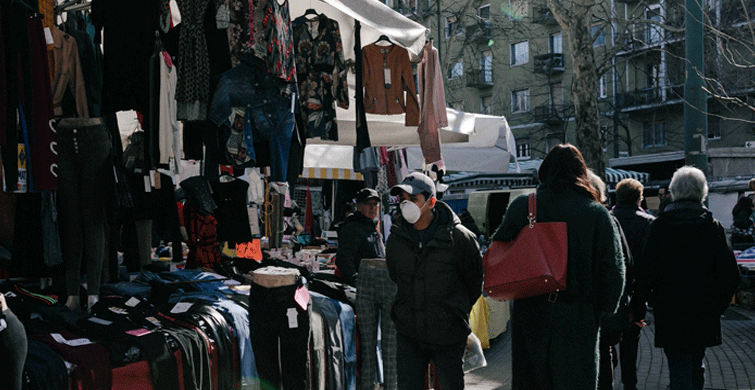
[491,144,626,389]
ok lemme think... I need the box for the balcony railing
[465,23,493,42]
[533,7,558,25]
[534,53,564,74]
[615,84,684,109]
[466,68,494,88]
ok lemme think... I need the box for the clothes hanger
[375,34,393,46]
[12,0,41,16]
[304,8,318,18]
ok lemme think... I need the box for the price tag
[51,333,93,347]
[170,302,193,314]
[144,175,152,192]
[125,297,140,307]
[88,317,113,326]
[286,307,298,329]
[126,328,152,337]
[236,240,262,261]
[146,316,162,327]
[294,285,310,311]
[44,27,54,45]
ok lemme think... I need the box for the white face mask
[400,198,428,224]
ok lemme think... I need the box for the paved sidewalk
[464,306,755,390]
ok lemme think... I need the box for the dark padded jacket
[386,201,483,348]
[610,203,655,320]
[637,201,741,349]
[335,211,384,285]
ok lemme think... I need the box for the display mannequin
[56,118,112,311]
[248,266,309,390]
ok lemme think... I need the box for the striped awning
[300,167,363,181]
[605,167,649,184]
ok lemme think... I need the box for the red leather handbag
[483,193,568,301]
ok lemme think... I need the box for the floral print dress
[292,14,349,141]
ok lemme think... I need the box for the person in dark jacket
[636,166,741,390]
[335,188,384,286]
[386,172,483,390]
[657,185,671,215]
[492,144,625,390]
[610,178,655,390]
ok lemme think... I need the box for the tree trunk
[547,0,605,177]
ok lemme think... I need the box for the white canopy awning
[405,113,515,173]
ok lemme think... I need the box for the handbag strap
[528,193,536,227]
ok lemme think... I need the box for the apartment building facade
[386,0,755,183]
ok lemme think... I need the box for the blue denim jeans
[664,347,706,390]
[209,56,296,182]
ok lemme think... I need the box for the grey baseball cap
[390,172,436,198]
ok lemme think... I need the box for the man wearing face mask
[336,188,385,286]
[386,172,483,390]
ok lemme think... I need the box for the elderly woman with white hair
[635,166,741,390]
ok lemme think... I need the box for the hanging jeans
[249,281,309,390]
[56,118,112,296]
[356,259,398,390]
[209,59,296,183]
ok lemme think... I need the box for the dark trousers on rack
[356,263,397,390]
[249,282,309,390]
[56,118,112,296]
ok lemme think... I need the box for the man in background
[335,188,384,286]
[611,178,655,390]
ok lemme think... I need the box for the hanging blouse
[175,0,211,120]
[227,0,251,66]
[292,14,349,141]
[263,0,296,82]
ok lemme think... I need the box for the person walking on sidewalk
[636,166,741,390]
[610,178,655,390]
[386,172,483,390]
[492,144,625,390]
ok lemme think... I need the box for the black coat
[637,201,741,349]
[386,202,483,348]
[610,203,655,319]
[335,211,384,285]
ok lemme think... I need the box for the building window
[450,100,464,111]
[511,88,530,113]
[643,121,666,147]
[647,6,663,44]
[516,137,531,159]
[480,50,493,83]
[510,0,528,17]
[479,4,491,20]
[446,15,462,37]
[546,132,565,152]
[550,32,562,54]
[449,59,463,79]
[599,74,608,98]
[549,82,563,110]
[708,115,721,139]
[591,24,605,47]
[510,41,529,65]
[481,95,493,114]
